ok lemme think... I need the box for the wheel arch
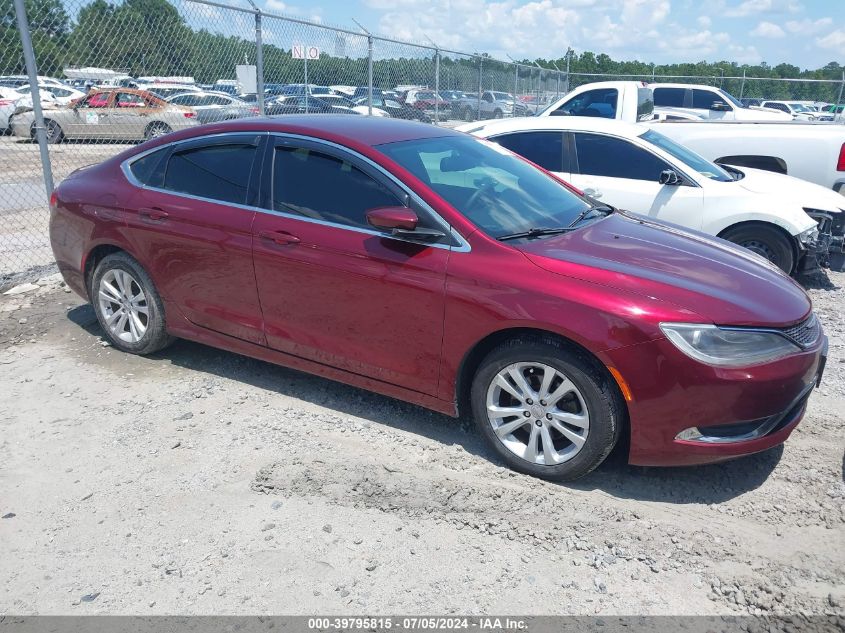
[83,243,133,298]
[716,155,787,175]
[454,327,629,424]
[717,219,800,272]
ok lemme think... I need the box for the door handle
[259,230,301,246]
[583,188,603,199]
[139,207,169,222]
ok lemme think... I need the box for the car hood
[732,166,845,214]
[517,212,811,327]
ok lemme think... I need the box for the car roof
[140,115,459,148]
[457,116,647,139]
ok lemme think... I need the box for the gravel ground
[0,270,843,618]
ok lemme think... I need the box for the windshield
[718,89,744,109]
[640,129,733,182]
[491,92,514,101]
[376,136,593,239]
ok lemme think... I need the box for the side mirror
[710,100,730,111]
[366,206,446,242]
[366,206,418,231]
[659,169,682,186]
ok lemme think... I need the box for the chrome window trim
[119,130,471,253]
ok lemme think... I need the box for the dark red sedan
[49,116,827,480]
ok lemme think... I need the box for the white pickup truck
[538,81,845,196]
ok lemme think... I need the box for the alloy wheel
[97,269,149,343]
[485,362,590,466]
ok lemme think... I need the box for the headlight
[797,225,819,246]
[659,323,800,367]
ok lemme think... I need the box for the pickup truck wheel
[493,109,503,119]
[721,224,795,275]
[463,107,474,122]
[471,336,623,481]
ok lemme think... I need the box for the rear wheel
[493,109,503,119]
[91,252,174,355]
[463,107,474,122]
[721,224,796,275]
[470,336,624,481]
[144,122,171,140]
[33,119,63,143]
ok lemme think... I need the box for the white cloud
[264,0,287,12]
[785,17,833,35]
[697,15,712,28]
[817,29,845,52]
[723,0,802,17]
[751,21,785,38]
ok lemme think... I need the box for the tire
[463,107,474,122]
[721,224,795,275]
[144,122,172,140]
[91,252,174,355]
[34,119,63,144]
[470,336,624,481]
[493,109,503,119]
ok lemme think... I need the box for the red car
[49,116,827,480]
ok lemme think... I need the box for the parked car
[650,84,791,121]
[739,98,763,107]
[454,90,526,121]
[0,74,66,88]
[460,117,844,275]
[10,88,198,142]
[277,84,335,97]
[265,95,358,116]
[352,96,430,122]
[0,86,18,133]
[50,116,827,480]
[166,93,258,124]
[760,101,818,121]
[143,83,203,99]
[314,94,389,117]
[14,83,86,105]
[650,107,707,121]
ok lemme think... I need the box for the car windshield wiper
[497,227,575,242]
[567,204,614,228]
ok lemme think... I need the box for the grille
[780,314,821,348]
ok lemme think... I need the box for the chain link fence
[2,0,845,286]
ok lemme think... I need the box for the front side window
[116,92,145,108]
[550,87,618,119]
[377,135,591,239]
[272,147,399,229]
[493,131,565,173]
[574,133,670,181]
[163,141,258,205]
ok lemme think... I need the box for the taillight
[837,143,845,172]
[49,190,58,209]
[249,107,259,114]
[183,111,195,118]
[0,99,12,106]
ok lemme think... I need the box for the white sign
[235,64,257,94]
[292,45,320,60]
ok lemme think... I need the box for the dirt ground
[0,269,843,617]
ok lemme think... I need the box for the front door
[251,137,451,395]
[570,132,704,230]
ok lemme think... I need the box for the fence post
[739,68,746,100]
[433,48,440,125]
[254,9,264,115]
[513,63,518,117]
[13,0,53,198]
[367,35,373,116]
[836,72,845,123]
[477,56,483,120]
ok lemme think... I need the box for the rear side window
[552,87,618,119]
[653,87,686,107]
[128,148,168,187]
[493,132,565,172]
[163,142,258,204]
[272,146,399,228]
[574,133,670,181]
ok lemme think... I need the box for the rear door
[250,136,452,395]
[65,91,111,139]
[122,133,267,344]
[570,131,704,229]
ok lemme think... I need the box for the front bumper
[801,209,845,272]
[603,333,827,467]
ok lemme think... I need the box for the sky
[256,0,845,69]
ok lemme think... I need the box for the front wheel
[33,119,63,143]
[470,336,624,481]
[91,252,174,355]
[721,224,795,275]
